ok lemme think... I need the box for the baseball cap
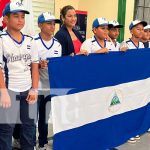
[38,12,61,24]
[3,1,29,16]
[144,25,150,30]
[129,20,147,30]
[108,20,124,28]
[92,17,108,29]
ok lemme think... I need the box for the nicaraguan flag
[48,49,150,150]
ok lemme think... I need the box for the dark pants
[0,90,37,150]
[38,95,51,147]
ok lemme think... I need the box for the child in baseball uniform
[108,20,124,51]
[141,25,150,48]
[35,12,62,149]
[80,17,112,55]
[0,1,39,149]
[120,20,147,51]
[120,19,147,143]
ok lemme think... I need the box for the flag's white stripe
[52,78,150,134]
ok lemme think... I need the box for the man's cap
[144,25,150,30]
[92,17,108,29]
[3,1,29,16]
[108,20,124,28]
[38,12,61,24]
[129,20,147,30]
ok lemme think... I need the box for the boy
[80,17,112,55]
[35,12,62,150]
[120,19,147,143]
[141,25,150,48]
[108,20,124,51]
[0,1,39,150]
[120,20,147,51]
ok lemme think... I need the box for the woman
[55,5,84,56]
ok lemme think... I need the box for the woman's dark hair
[60,5,75,18]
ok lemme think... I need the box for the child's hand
[77,49,89,55]
[70,53,75,56]
[26,89,38,104]
[120,47,128,52]
[40,60,48,69]
[119,42,129,52]
[96,48,109,54]
[0,89,11,108]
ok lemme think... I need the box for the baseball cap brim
[3,9,30,16]
[10,10,30,14]
[108,24,124,28]
[39,19,61,24]
[94,23,108,28]
[130,21,147,30]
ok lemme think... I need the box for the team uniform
[81,36,113,53]
[34,33,62,92]
[143,41,150,48]
[110,40,120,51]
[121,38,145,49]
[0,31,39,150]
[34,33,62,148]
[0,31,39,91]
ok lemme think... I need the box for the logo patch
[108,89,123,113]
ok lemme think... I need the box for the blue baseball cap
[3,1,29,16]
[92,17,108,29]
[129,20,147,30]
[38,12,61,24]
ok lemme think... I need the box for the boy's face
[130,24,144,39]
[108,28,120,40]
[141,29,150,41]
[93,25,108,40]
[4,12,25,31]
[39,21,55,36]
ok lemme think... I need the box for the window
[32,0,55,33]
[134,0,150,24]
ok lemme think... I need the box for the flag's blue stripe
[48,49,150,95]
[53,102,150,150]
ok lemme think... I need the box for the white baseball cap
[92,17,108,29]
[3,1,29,16]
[129,20,147,30]
[108,20,123,28]
[144,25,150,30]
[38,12,61,24]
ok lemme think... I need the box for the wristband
[30,88,38,93]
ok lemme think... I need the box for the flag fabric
[0,0,10,29]
[48,49,150,150]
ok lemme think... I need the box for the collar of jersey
[39,33,54,50]
[129,38,139,49]
[94,36,106,48]
[6,31,24,45]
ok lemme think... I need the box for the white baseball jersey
[34,34,62,91]
[121,38,144,49]
[110,40,120,51]
[80,36,113,53]
[0,31,39,92]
